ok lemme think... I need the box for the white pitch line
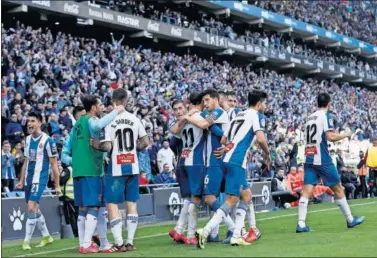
[13,201,376,257]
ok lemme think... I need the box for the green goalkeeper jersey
[71,114,104,178]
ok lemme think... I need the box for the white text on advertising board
[89,8,114,21]
[31,1,50,7]
[117,15,139,27]
[147,21,160,32]
[63,3,79,15]
[228,41,244,51]
[170,27,182,37]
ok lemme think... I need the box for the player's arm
[137,136,149,152]
[61,132,73,166]
[16,157,28,189]
[169,120,185,135]
[254,114,271,169]
[91,126,113,152]
[46,138,61,195]
[209,124,223,137]
[88,106,124,132]
[185,112,213,129]
[324,113,352,142]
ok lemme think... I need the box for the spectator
[149,133,162,176]
[11,141,25,179]
[157,139,175,172]
[1,141,17,192]
[154,164,176,185]
[288,138,298,168]
[139,171,151,194]
[336,149,345,174]
[357,150,368,198]
[271,168,298,208]
[5,113,24,146]
[340,166,358,200]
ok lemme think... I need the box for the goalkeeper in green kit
[68,95,124,254]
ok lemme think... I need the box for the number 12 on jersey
[305,124,318,156]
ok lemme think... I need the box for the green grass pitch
[3,199,376,257]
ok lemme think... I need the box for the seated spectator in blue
[58,108,73,131]
[48,113,62,143]
[1,141,17,192]
[154,164,176,185]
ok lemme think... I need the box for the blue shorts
[176,165,190,198]
[185,165,206,196]
[73,176,104,207]
[24,183,45,203]
[223,162,247,197]
[304,163,341,187]
[203,165,224,196]
[104,174,139,204]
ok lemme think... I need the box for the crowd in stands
[1,16,377,197]
[251,0,377,46]
[89,0,377,73]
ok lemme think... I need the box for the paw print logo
[168,192,181,216]
[9,208,25,231]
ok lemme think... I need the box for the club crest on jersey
[260,118,266,128]
[38,143,43,149]
[329,118,334,127]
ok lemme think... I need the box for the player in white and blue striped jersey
[186,89,235,243]
[91,88,149,252]
[16,112,61,250]
[196,90,271,248]
[296,92,365,233]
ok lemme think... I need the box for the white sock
[37,213,50,237]
[110,218,123,246]
[203,209,226,239]
[335,197,354,223]
[248,201,256,229]
[126,214,138,245]
[97,207,109,247]
[233,207,247,238]
[175,199,190,234]
[83,210,98,248]
[24,218,37,242]
[209,211,220,238]
[187,202,199,238]
[298,197,309,227]
[223,215,235,232]
[77,215,86,247]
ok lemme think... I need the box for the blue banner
[210,1,377,54]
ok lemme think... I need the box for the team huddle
[16,87,365,253]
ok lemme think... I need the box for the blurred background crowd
[1,0,377,203]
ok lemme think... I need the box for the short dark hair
[73,106,85,118]
[317,93,331,108]
[226,90,236,96]
[28,111,43,122]
[112,88,127,102]
[172,99,185,108]
[83,95,99,112]
[201,88,219,100]
[218,90,226,97]
[248,90,267,107]
[189,92,203,105]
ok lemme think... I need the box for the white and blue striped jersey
[304,110,334,165]
[226,107,241,121]
[223,109,265,169]
[101,111,147,176]
[202,108,230,167]
[24,133,57,186]
[171,112,206,166]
